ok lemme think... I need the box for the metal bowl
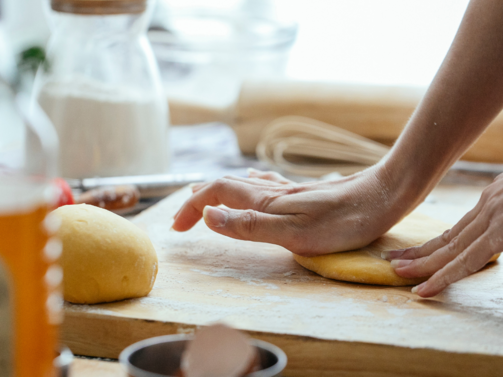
[119,334,287,377]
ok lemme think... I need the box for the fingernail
[188,183,198,188]
[170,226,176,232]
[411,282,426,295]
[390,259,412,269]
[203,206,228,227]
[382,249,406,260]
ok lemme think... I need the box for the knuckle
[486,234,502,257]
[436,274,451,290]
[256,185,303,212]
[447,236,461,254]
[487,194,503,213]
[480,187,494,204]
[240,209,258,234]
[283,185,304,195]
[480,201,499,220]
[256,192,278,212]
[486,196,498,210]
[213,177,229,189]
[457,252,478,274]
[440,229,452,244]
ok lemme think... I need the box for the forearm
[385,0,503,207]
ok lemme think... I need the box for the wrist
[375,153,432,215]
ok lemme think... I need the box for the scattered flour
[191,268,279,290]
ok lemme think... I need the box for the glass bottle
[34,0,169,179]
[0,9,61,377]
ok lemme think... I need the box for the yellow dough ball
[53,204,158,304]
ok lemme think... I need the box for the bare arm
[387,0,503,206]
[383,0,503,297]
[173,0,503,296]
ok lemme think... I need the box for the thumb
[202,205,301,251]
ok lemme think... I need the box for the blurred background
[4,0,483,209]
[4,0,469,88]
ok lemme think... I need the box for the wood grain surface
[61,185,503,377]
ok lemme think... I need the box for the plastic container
[0,13,62,377]
[34,0,169,179]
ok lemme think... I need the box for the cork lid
[51,0,147,15]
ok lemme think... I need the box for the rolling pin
[168,80,503,163]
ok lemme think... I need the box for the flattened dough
[294,213,500,286]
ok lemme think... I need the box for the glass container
[0,11,61,377]
[149,4,297,125]
[34,0,169,179]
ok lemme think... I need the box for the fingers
[173,178,266,231]
[190,174,287,195]
[248,168,293,184]
[412,230,498,297]
[382,205,481,261]
[202,205,306,252]
[173,176,300,232]
[389,181,503,297]
[175,175,291,222]
[229,175,287,187]
[392,212,488,278]
[383,234,449,261]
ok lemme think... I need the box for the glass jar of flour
[34,0,169,179]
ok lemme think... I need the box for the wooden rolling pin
[168,80,503,163]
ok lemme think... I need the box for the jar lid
[51,0,146,15]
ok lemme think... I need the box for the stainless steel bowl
[119,334,287,377]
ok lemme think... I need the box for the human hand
[384,174,503,298]
[172,165,415,256]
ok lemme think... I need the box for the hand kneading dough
[294,213,500,286]
[54,204,158,304]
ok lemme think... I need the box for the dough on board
[54,204,158,304]
[294,213,499,286]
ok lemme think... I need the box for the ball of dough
[54,204,158,304]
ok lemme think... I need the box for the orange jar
[0,194,61,377]
[0,19,62,376]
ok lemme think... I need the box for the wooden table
[67,181,503,377]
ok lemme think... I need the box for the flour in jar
[38,79,169,179]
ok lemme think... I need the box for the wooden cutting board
[61,186,503,377]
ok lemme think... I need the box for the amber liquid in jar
[0,182,61,377]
